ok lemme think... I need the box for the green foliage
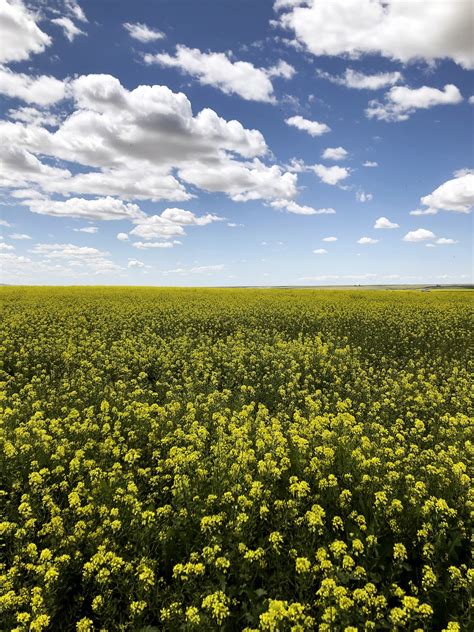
[0,287,472,631]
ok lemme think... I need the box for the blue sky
[0,0,472,285]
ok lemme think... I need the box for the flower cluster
[0,287,471,630]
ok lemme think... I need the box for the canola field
[0,287,472,632]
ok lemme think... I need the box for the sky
[0,0,473,286]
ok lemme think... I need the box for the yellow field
[1,288,472,631]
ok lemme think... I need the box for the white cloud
[409,208,437,216]
[374,216,399,229]
[117,232,129,241]
[65,1,87,23]
[23,196,145,221]
[7,106,60,126]
[30,243,122,274]
[267,59,295,79]
[313,248,327,254]
[435,237,458,245]
[0,241,14,251]
[270,198,335,215]
[10,232,31,240]
[0,219,11,227]
[357,237,378,244]
[403,228,436,242]
[74,226,98,233]
[311,164,350,186]
[163,264,225,275]
[322,146,347,161]
[274,0,303,10]
[356,190,373,202]
[275,0,474,69]
[160,207,223,226]
[0,65,67,105]
[0,0,51,63]
[128,208,221,241]
[322,236,337,242]
[285,115,330,136]
[363,161,378,168]
[132,241,176,249]
[469,96,474,105]
[419,173,474,214]
[299,272,379,283]
[1,73,294,204]
[123,22,165,42]
[180,158,297,202]
[51,17,85,42]
[189,264,225,274]
[317,68,403,90]
[45,169,190,203]
[366,84,463,122]
[127,258,148,268]
[129,218,185,241]
[454,168,474,178]
[145,45,292,102]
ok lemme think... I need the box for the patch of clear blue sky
[0,0,472,285]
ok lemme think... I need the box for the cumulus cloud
[418,173,474,214]
[10,232,31,239]
[123,22,165,42]
[7,106,61,126]
[363,161,378,167]
[285,115,330,136]
[0,241,14,250]
[132,241,177,249]
[30,242,122,274]
[23,196,145,221]
[0,73,295,205]
[0,218,12,227]
[435,237,458,245]
[275,0,474,69]
[145,45,293,102]
[117,232,129,241]
[357,236,378,244]
[322,236,337,242]
[129,208,222,241]
[313,248,327,254]
[73,226,98,233]
[0,66,67,105]
[270,198,335,215]
[311,164,350,186]
[356,190,373,202]
[409,208,437,216]
[163,264,225,275]
[366,84,463,122]
[374,216,399,229]
[317,68,403,90]
[160,207,223,226]
[65,1,87,23]
[403,228,436,242]
[267,59,295,79]
[322,146,348,161]
[0,0,51,63]
[179,158,297,202]
[51,17,85,42]
[127,258,148,268]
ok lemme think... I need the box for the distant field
[1,288,472,631]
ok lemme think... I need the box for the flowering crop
[0,287,472,630]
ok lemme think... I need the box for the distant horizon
[2,283,473,290]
